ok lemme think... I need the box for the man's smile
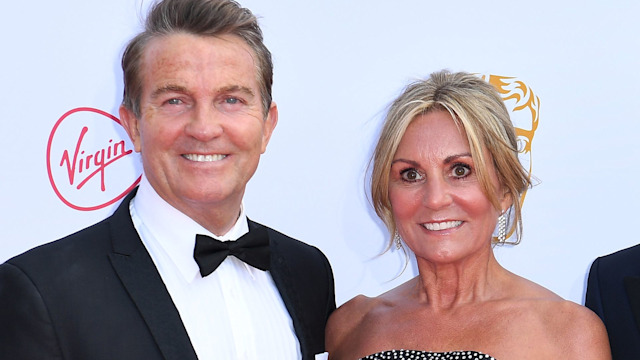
[182,154,228,162]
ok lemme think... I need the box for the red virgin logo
[47,107,142,211]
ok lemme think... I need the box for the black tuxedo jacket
[0,190,336,360]
[586,244,640,360]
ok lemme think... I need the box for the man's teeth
[423,221,462,231]
[183,154,227,162]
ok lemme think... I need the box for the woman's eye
[452,164,471,178]
[400,169,423,182]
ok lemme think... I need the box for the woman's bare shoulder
[505,274,611,359]
[327,278,416,334]
[544,299,610,358]
[328,295,375,327]
[505,271,563,300]
[325,293,389,360]
[326,281,415,359]
[326,294,388,340]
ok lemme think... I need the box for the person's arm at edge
[0,262,63,359]
[585,258,605,320]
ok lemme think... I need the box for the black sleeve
[0,262,63,360]
[585,257,605,321]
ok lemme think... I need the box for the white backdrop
[2,0,639,307]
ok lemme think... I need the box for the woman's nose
[421,177,452,209]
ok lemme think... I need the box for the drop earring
[497,212,507,243]
[394,231,402,250]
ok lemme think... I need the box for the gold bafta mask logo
[480,74,540,239]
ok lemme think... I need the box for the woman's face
[388,110,510,264]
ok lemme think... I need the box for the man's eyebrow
[218,85,255,98]
[150,84,188,100]
[149,84,256,100]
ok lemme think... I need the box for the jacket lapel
[250,220,312,359]
[108,190,198,360]
[624,276,640,333]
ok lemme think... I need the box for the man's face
[120,33,277,231]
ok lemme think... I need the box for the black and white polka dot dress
[360,349,496,360]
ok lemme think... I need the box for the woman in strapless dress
[325,71,610,360]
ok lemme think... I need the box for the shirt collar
[132,175,249,282]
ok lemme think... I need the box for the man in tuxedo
[586,244,640,359]
[0,0,335,359]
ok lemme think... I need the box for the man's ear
[260,101,278,153]
[119,105,142,153]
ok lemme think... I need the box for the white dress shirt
[129,175,301,360]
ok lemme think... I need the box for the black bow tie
[194,226,271,277]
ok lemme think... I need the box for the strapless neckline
[360,349,496,359]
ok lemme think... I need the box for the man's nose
[185,104,223,140]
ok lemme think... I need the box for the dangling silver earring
[497,212,507,243]
[394,231,402,250]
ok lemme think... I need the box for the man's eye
[400,169,423,182]
[225,97,240,104]
[167,98,182,105]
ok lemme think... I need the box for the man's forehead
[143,33,255,64]
[139,33,260,93]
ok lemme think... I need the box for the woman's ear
[499,188,513,214]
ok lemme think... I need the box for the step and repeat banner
[1,0,639,306]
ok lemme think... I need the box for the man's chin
[179,186,243,207]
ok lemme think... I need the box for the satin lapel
[108,190,198,360]
[624,276,640,333]
[251,220,311,359]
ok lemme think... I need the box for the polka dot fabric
[361,349,496,360]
